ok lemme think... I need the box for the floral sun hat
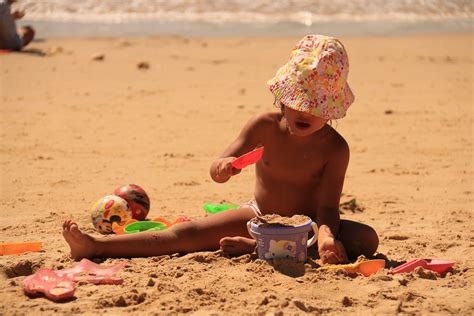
[267,34,354,120]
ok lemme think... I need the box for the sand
[250,215,311,227]
[0,33,473,315]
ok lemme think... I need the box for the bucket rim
[249,218,313,231]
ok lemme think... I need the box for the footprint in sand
[173,181,200,187]
[2,258,45,278]
[137,61,150,70]
[387,235,409,241]
[164,153,194,159]
[211,59,227,65]
[91,53,105,61]
[50,180,72,187]
[118,40,132,47]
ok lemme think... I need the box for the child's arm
[314,138,350,263]
[210,114,267,183]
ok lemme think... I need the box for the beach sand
[0,33,473,315]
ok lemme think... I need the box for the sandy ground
[0,33,473,315]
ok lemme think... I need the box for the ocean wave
[15,0,473,25]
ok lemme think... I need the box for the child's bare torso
[252,113,347,217]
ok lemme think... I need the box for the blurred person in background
[0,0,34,50]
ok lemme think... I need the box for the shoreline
[18,18,473,39]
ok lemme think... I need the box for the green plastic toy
[124,221,168,234]
[203,203,239,214]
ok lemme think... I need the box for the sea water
[14,0,473,37]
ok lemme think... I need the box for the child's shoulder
[242,111,282,132]
[248,111,283,127]
[322,125,350,158]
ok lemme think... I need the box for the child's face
[283,106,328,137]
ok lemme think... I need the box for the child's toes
[69,223,81,236]
[219,237,232,246]
[63,219,72,230]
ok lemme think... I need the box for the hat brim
[268,75,354,120]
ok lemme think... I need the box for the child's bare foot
[219,236,256,256]
[62,220,96,260]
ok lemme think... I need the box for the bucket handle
[307,222,319,247]
[246,221,256,239]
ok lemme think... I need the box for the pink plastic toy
[56,258,127,285]
[23,268,75,301]
[232,147,264,169]
[390,259,456,274]
[23,259,127,302]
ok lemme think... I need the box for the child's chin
[288,128,312,137]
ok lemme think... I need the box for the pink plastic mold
[232,147,264,169]
[23,268,75,301]
[56,259,127,285]
[390,259,456,274]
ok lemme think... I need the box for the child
[63,34,378,264]
[0,0,35,50]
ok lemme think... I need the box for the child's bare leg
[338,219,379,259]
[63,207,256,260]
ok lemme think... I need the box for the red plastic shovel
[232,147,264,169]
[390,259,456,274]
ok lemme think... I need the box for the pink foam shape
[390,259,456,274]
[232,147,264,169]
[23,268,75,301]
[56,259,127,285]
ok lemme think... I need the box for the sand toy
[204,203,239,214]
[112,216,190,234]
[232,147,264,169]
[390,259,455,274]
[112,219,138,234]
[23,268,75,301]
[124,221,168,234]
[0,242,42,256]
[150,216,190,228]
[247,215,318,262]
[56,258,127,285]
[319,259,386,277]
[23,259,127,301]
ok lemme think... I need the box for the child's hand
[318,236,348,264]
[211,157,241,183]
